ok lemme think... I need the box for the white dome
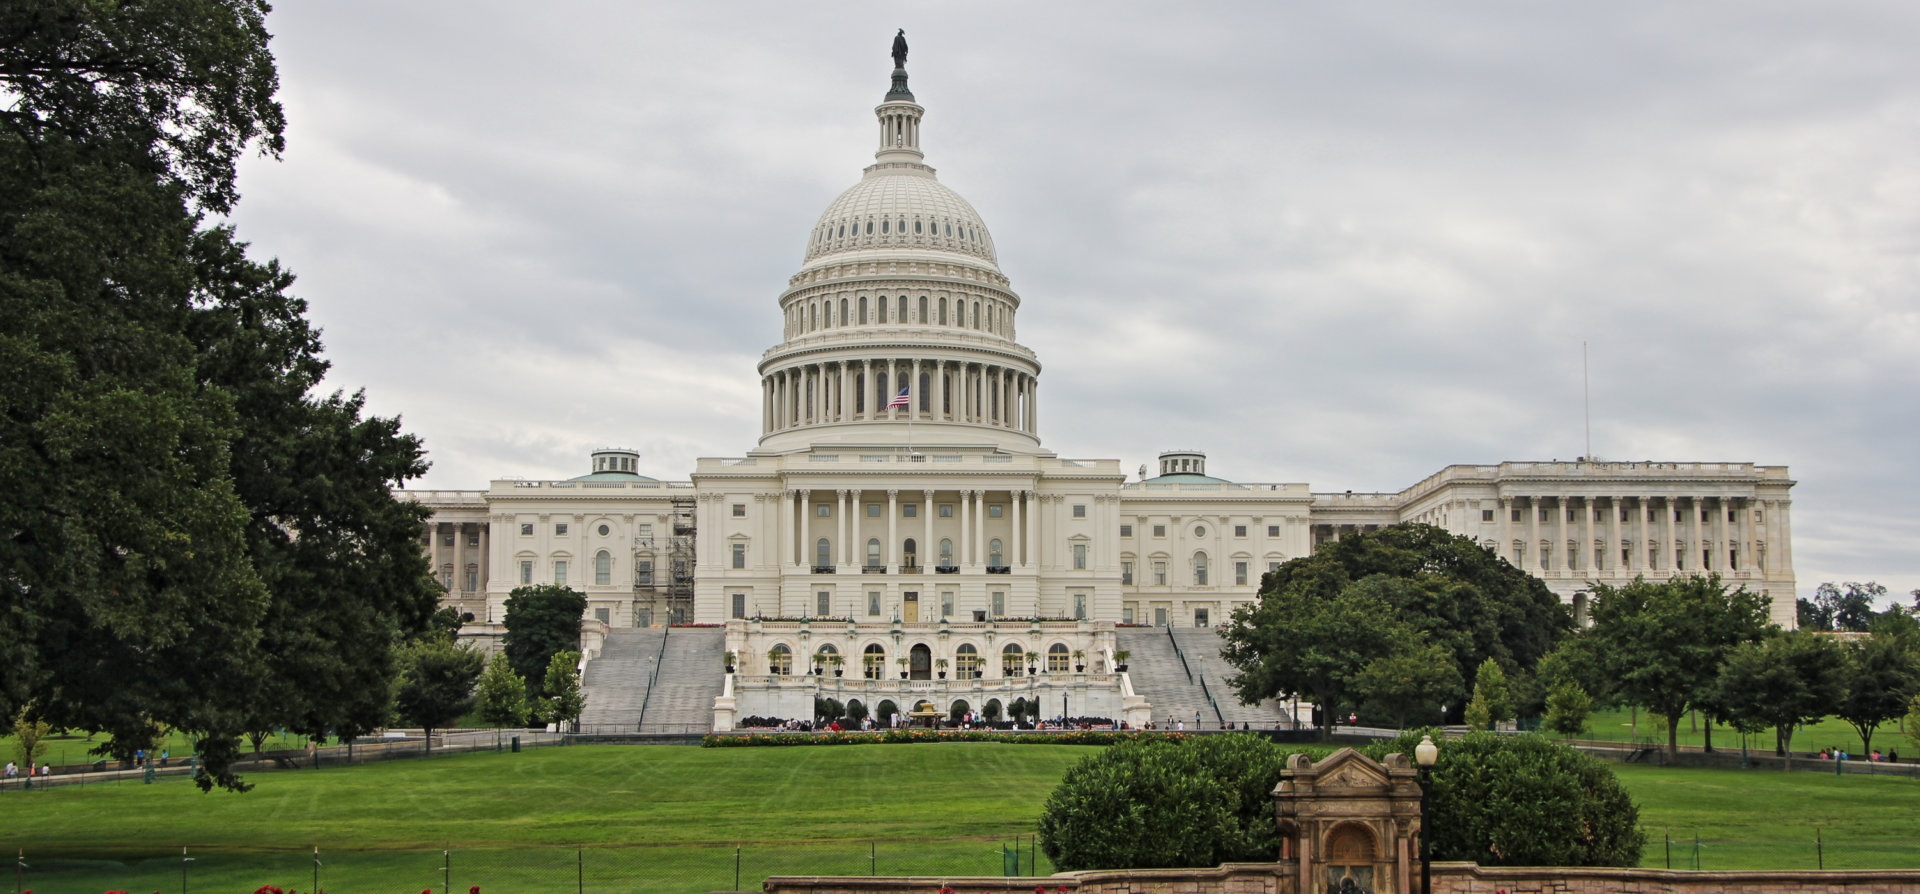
[802,168,998,267]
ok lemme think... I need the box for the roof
[568,470,659,483]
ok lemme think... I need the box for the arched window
[939,538,954,568]
[863,643,886,679]
[809,303,817,331]
[989,538,1003,567]
[896,295,906,322]
[939,297,948,325]
[918,295,928,322]
[1001,644,1026,677]
[769,644,793,676]
[594,550,611,585]
[1194,551,1209,586]
[919,372,931,412]
[955,643,979,677]
[867,538,881,568]
[859,295,868,323]
[880,219,889,234]
[840,298,848,325]
[816,538,832,569]
[903,538,918,569]
[1047,643,1070,672]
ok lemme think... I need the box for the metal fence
[5,839,1052,894]
[1644,828,1919,871]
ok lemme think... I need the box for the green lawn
[1560,707,1915,757]
[2,742,1915,893]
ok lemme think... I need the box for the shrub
[1038,734,1315,870]
[1382,730,1643,867]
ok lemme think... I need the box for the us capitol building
[404,48,1798,731]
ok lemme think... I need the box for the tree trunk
[1778,726,1793,770]
[1702,716,1713,753]
[1667,711,1681,759]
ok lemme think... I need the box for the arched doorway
[984,698,1003,721]
[909,643,932,680]
[876,699,899,726]
[903,537,918,570]
[1324,822,1377,892]
[949,700,971,724]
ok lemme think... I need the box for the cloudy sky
[225,3,1919,603]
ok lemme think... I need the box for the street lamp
[1413,735,1438,894]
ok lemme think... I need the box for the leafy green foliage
[1543,680,1592,737]
[1387,731,1643,867]
[1717,631,1846,764]
[393,638,483,748]
[1470,658,1514,727]
[1804,582,1884,632]
[12,706,50,769]
[1038,734,1302,870]
[1833,633,1920,753]
[1222,576,1423,735]
[473,654,529,730]
[535,650,585,730]
[1354,640,1462,728]
[502,585,587,703]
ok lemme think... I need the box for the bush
[1382,730,1643,867]
[1038,734,1315,871]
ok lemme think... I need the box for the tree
[535,650,585,731]
[1832,633,1918,754]
[1383,731,1643,867]
[1578,575,1771,759]
[1543,680,1593,737]
[1235,525,1571,723]
[473,654,530,732]
[1810,582,1885,632]
[502,585,587,704]
[1904,695,1920,753]
[1222,576,1423,738]
[393,638,483,753]
[1353,640,1463,729]
[12,706,51,771]
[1468,659,1514,729]
[1039,734,1291,870]
[1716,631,1845,767]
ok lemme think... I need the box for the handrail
[1198,675,1225,727]
[635,627,669,730]
[1166,625,1193,684]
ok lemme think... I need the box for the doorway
[910,643,932,680]
[903,591,920,623]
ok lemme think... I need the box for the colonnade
[1493,494,1784,577]
[424,520,490,596]
[775,488,1041,572]
[762,358,1036,435]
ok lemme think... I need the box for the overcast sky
[225,2,1920,604]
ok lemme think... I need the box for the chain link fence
[6,839,1051,894]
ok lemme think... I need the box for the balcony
[986,566,1012,575]
[899,564,922,575]
[811,566,836,574]
[935,566,960,575]
[862,565,887,574]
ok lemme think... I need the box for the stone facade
[761,865,1920,894]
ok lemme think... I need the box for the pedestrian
[37,764,49,777]
[4,761,16,778]
[1195,710,1202,728]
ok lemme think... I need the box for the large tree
[1806,582,1885,632]
[1222,575,1426,737]
[393,637,484,754]
[502,584,588,703]
[1578,575,1771,759]
[1833,633,1920,754]
[1716,631,1845,767]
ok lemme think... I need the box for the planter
[1075,665,1085,672]
[1114,664,1128,672]
[834,670,843,677]
[938,672,947,679]
[725,665,735,674]
[900,672,909,680]
[974,670,983,679]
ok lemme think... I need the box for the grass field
[2,741,1916,893]
[1563,707,1916,757]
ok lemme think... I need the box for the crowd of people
[1817,748,1899,762]
[2,761,52,778]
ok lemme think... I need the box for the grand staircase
[578,627,725,733]
[1117,626,1299,729]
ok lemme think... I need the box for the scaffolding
[633,496,697,626]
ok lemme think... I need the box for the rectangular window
[442,532,454,547]
[1073,543,1087,569]
[866,504,881,517]
[1622,547,1631,564]
[1073,593,1086,620]
[1234,525,1247,537]
[467,533,479,547]
[637,560,653,585]
[731,593,746,619]
[1593,509,1604,522]
[594,607,611,624]
[1540,509,1550,522]
[1481,509,1495,522]
[1565,510,1575,523]
[1153,525,1166,538]
[1154,607,1168,627]
[1072,504,1086,518]
[1267,525,1280,537]
[939,504,953,517]
[1123,606,1135,624]
[732,543,746,569]
[816,504,831,517]
[553,560,568,585]
[1120,524,1133,537]
[941,592,954,618]
[520,523,533,536]
[1235,561,1249,586]
[1121,561,1134,585]
[594,560,609,586]
[903,504,918,517]
[817,591,831,616]
[732,503,746,517]
[868,591,881,616]
[519,561,532,585]
[1594,547,1605,569]
[1195,608,1210,628]
[1268,561,1282,574]
[991,591,1005,616]
[638,523,652,537]
[1755,510,1764,523]
[989,504,1003,518]
[1154,561,1167,586]
[1511,509,1522,523]
[556,522,569,536]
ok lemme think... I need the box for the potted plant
[766,647,787,675]
[723,650,736,674]
[935,657,949,679]
[812,650,830,675]
[1002,654,1023,677]
[828,653,845,677]
[864,653,882,679]
[897,656,910,679]
[1112,649,1131,672]
[1072,649,1085,672]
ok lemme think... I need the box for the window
[1594,547,1605,569]
[1195,608,1210,627]
[903,503,917,518]
[1540,509,1550,522]
[594,607,611,624]
[1268,561,1282,574]
[1155,607,1168,627]
[637,560,653,585]
[1003,644,1026,676]
[731,593,746,619]
[769,644,792,675]
[1512,509,1522,522]
[955,644,978,676]
[1234,525,1247,537]
[1072,504,1086,518]
[521,523,533,536]
[595,550,611,585]
[866,538,882,567]
[1121,524,1133,537]
[817,592,830,617]
[442,532,454,547]
[868,591,882,616]
[991,591,1005,616]
[1268,525,1280,537]
[941,592,954,618]
[1154,562,1167,586]
[902,538,918,568]
[866,504,881,517]
[1123,606,1135,624]
[988,504,1003,518]
[553,560,568,585]
[556,523,569,536]
[1194,526,1206,538]
[939,504,953,517]
[1041,643,1067,672]
[1072,542,1087,570]
[1755,510,1764,523]
[990,539,1004,567]
[519,560,533,585]
[1235,561,1249,586]
[1481,509,1495,522]
[468,532,481,546]
[939,539,954,567]
[864,643,885,678]
[1153,525,1166,538]
[1121,561,1134,585]
[638,524,652,537]
[732,543,747,569]
[817,503,831,517]
[1193,552,1209,586]
[1073,593,1086,620]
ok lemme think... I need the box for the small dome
[803,169,998,266]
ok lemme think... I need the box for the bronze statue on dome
[891,29,908,69]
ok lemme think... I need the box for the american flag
[885,387,911,410]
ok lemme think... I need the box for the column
[1011,488,1024,567]
[1714,497,1731,572]
[453,523,466,596]
[1661,498,1676,572]
[923,489,936,569]
[959,490,971,570]
[911,358,922,421]
[477,522,490,593]
[851,488,864,568]
[1024,491,1039,570]
[836,489,850,568]
[974,490,987,566]
[779,489,793,568]
[934,359,946,420]
[886,489,900,569]
[1607,496,1622,576]
[1777,499,1793,577]
[1524,496,1539,572]
[1580,496,1594,574]
[1029,378,1038,432]
[796,489,810,567]
[1497,497,1512,564]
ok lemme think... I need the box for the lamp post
[1414,734,1438,894]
